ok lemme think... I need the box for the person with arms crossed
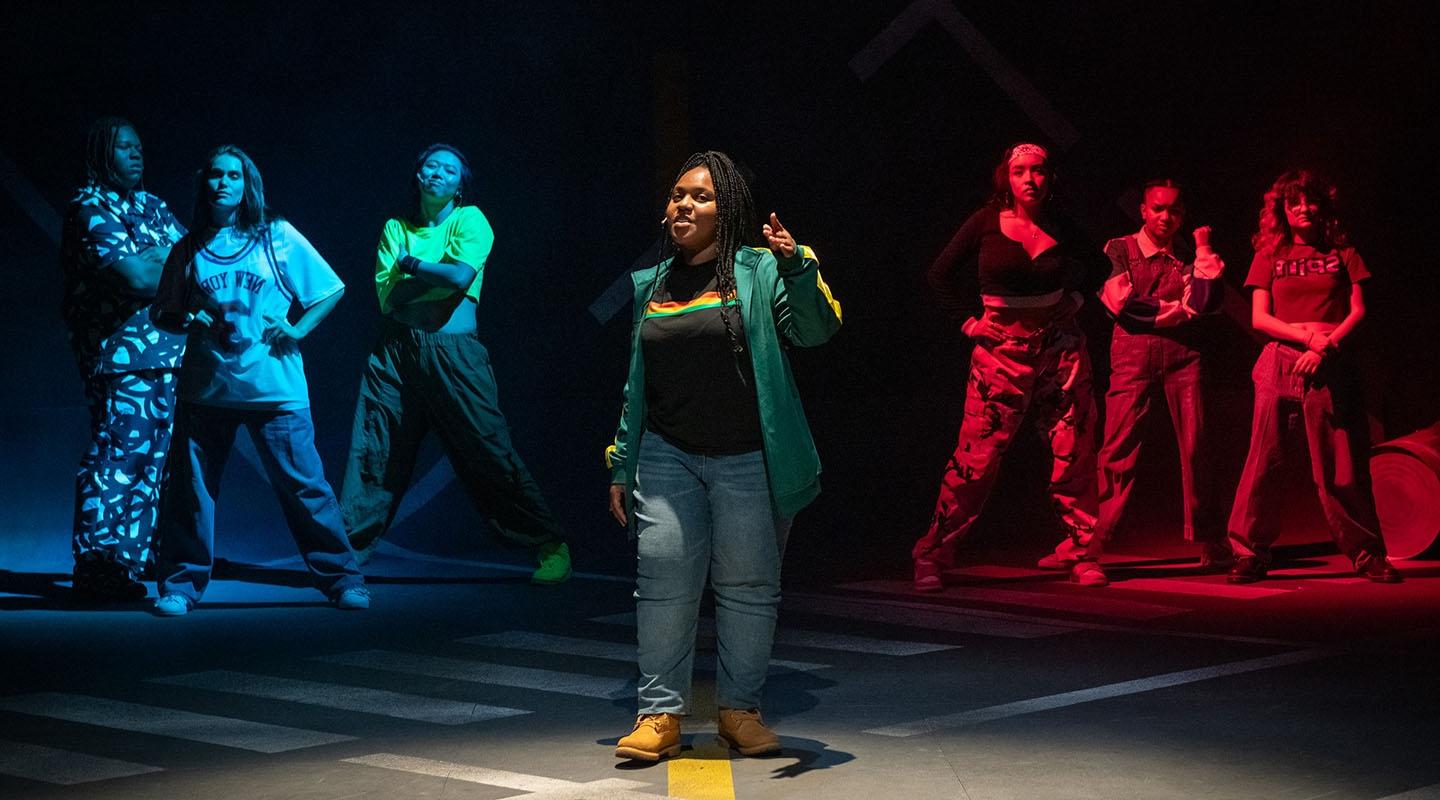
[61,116,187,601]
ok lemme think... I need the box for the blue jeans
[632,433,792,714]
[157,402,364,602]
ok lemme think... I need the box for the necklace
[1005,209,1043,240]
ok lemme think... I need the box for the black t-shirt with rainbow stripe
[641,259,762,455]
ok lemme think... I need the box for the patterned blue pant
[73,369,177,575]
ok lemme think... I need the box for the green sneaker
[531,541,572,585]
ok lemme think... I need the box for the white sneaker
[154,593,193,617]
[333,586,371,610]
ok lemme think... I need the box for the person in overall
[605,151,842,760]
[150,145,368,615]
[1093,179,1230,571]
[338,143,570,584]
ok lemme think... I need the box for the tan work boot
[717,708,781,756]
[615,713,681,761]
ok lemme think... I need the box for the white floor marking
[150,670,528,725]
[782,596,1077,638]
[837,579,1187,620]
[580,616,957,656]
[461,630,638,660]
[343,753,659,799]
[0,693,354,752]
[773,628,958,656]
[1375,783,1440,799]
[460,631,830,672]
[316,650,630,699]
[0,739,162,785]
[594,603,1069,639]
[864,649,1333,736]
[785,593,1315,648]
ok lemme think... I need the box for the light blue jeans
[632,433,792,714]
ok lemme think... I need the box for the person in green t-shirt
[338,143,569,584]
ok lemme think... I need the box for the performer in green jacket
[605,151,842,762]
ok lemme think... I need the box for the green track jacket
[605,244,843,521]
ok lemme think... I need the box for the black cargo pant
[340,321,565,552]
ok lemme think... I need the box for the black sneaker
[72,553,147,602]
[1358,557,1403,584]
[1227,557,1267,585]
[1199,541,1234,571]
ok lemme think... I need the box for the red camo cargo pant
[913,321,1099,567]
[1226,341,1387,567]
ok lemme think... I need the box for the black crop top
[928,205,1103,320]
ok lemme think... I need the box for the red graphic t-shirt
[1244,243,1369,324]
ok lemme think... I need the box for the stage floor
[2,545,1438,800]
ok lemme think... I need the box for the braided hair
[83,116,138,189]
[653,150,760,354]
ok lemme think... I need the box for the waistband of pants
[991,319,1079,346]
[379,318,483,347]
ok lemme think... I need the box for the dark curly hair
[1252,169,1348,256]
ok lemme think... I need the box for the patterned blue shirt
[61,183,188,377]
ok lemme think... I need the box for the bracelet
[398,254,421,275]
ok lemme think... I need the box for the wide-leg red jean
[1096,327,1222,544]
[1226,342,1387,567]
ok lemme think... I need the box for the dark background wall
[3,1,1437,581]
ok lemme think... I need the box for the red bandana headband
[1008,143,1048,163]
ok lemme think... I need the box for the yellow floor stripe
[668,740,735,800]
